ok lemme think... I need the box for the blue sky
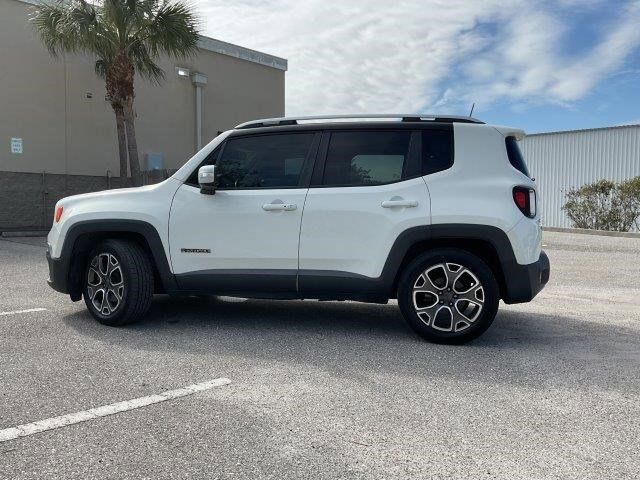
[195,0,640,133]
[479,1,640,131]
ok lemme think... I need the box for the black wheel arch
[382,224,518,301]
[56,220,176,300]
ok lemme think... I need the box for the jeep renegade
[47,114,550,344]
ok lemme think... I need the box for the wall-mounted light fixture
[176,67,190,78]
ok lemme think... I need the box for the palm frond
[30,0,117,57]
[129,41,165,84]
[102,0,129,47]
[30,3,78,56]
[145,1,200,59]
[32,0,200,86]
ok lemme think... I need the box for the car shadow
[62,295,639,393]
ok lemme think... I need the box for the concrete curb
[1,231,49,238]
[542,227,640,238]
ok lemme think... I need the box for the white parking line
[0,308,47,316]
[0,378,231,443]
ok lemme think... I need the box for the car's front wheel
[397,248,499,344]
[83,239,154,326]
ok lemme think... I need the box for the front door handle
[381,199,418,208]
[262,202,297,211]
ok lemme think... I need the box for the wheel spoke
[431,306,454,332]
[454,319,471,332]
[452,268,480,295]
[457,286,484,304]
[413,273,428,289]
[415,303,440,327]
[109,265,123,286]
[454,297,483,322]
[107,254,119,275]
[87,267,103,287]
[91,287,104,311]
[100,289,110,315]
[444,263,462,290]
[424,264,448,290]
[98,254,109,276]
[106,289,119,311]
[413,290,439,310]
[114,285,124,300]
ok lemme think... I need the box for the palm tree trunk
[123,98,141,186]
[113,105,128,180]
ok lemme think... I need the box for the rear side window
[322,131,411,186]
[422,129,453,175]
[505,136,530,177]
[216,133,315,189]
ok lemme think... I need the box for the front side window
[322,131,411,186]
[216,133,315,189]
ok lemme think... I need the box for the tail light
[513,187,536,218]
[54,205,64,223]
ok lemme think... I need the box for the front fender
[47,219,177,297]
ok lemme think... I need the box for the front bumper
[46,250,69,294]
[502,250,550,304]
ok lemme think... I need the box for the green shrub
[562,177,640,232]
[619,177,640,231]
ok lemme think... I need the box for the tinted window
[216,133,314,189]
[505,136,530,177]
[323,131,411,186]
[422,129,453,175]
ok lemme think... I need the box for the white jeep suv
[47,114,549,344]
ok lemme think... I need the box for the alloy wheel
[87,253,125,316]
[411,262,485,333]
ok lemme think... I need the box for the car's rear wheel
[83,239,153,326]
[397,248,499,344]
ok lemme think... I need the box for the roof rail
[234,114,484,129]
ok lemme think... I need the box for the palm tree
[32,0,200,186]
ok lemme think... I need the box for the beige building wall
[0,0,286,177]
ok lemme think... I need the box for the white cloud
[549,0,640,101]
[193,0,640,116]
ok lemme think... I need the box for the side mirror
[198,165,216,195]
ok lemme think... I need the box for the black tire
[82,239,154,326]
[397,248,499,344]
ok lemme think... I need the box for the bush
[562,177,640,232]
[619,177,640,231]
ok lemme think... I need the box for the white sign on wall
[11,137,23,154]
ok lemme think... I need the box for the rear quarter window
[422,129,453,175]
[505,136,530,177]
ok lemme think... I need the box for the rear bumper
[502,250,550,304]
[46,250,69,294]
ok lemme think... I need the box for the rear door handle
[262,202,297,211]
[381,199,418,208]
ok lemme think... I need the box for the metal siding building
[519,125,640,228]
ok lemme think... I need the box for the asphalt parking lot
[0,231,639,479]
